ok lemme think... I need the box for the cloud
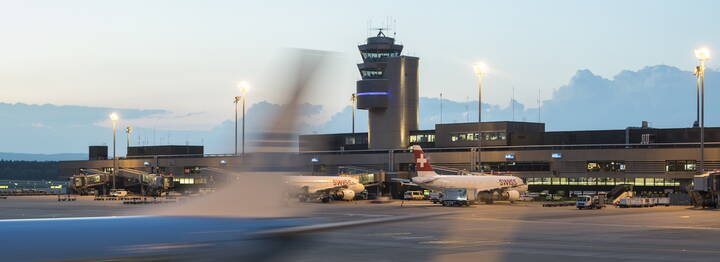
[2,65,716,154]
[319,65,717,132]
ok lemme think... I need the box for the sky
[1,0,720,154]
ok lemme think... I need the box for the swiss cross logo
[416,154,428,168]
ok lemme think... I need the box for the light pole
[694,47,710,174]
[125,126,133,149]
[109,112,119,190]
[440,92,443,124]
[473,62,488,172]
[351,93,357,134]
[234,95,241,156]
[238,81,250,155]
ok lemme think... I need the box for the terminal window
[362,52,400,59]
[183,166,204,174]
[665,160,696,172]
[586,161,626,172]
[526,177,679,186]
[360,70,383,78]
[450,132,506,142]
[410,134,435,143]
[345,135,368,145]
[483,162,550,172]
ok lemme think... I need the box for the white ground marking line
[454,216,720,231]
[312,213,394,218]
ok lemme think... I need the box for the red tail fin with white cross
[410,145,438,177]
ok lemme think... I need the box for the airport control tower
[356,30,419,149]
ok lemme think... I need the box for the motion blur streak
[153,50,330,218]
[2,50,355,262]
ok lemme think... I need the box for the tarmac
[2,196,720,261]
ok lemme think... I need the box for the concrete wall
[365,56,419,149]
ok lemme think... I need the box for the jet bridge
[70,169,172,196]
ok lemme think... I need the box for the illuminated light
[311,158,320,163]
[504,154,516,160]
[219,160,228,165]
[237,81,250,93]
[551,153,563,159]
[0,185,8,189]
[109,112,119,122]
[695,47,711,61]
[50,185,62,189]
[356,92,389,96]
[473,62,488,76]
[143,161,150,166]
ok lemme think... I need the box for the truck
[440,188,476,207]
[576,194,606,209]
[429,191,443,204]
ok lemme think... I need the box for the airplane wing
[255,212,454,237]
[390,177,418,186]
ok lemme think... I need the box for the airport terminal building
[58,31,719,196]
[297,30,719,194]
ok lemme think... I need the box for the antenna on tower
[538,88,542,123]
[512,86,516,121]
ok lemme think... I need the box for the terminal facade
[58,31,719,196]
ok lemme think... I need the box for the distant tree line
[0,160,59,180]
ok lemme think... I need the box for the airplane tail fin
[410,145,438,177]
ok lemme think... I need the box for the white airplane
[286,175,365,202]
[409,145,528,204]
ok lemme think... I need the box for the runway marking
[419,240,463,245]
[312,213,393,218]
[371,232,412,236]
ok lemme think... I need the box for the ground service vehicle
[403,191,424,200]
[576,194,606,209]
[440,188,474,207]
[109,190,128,197]
[429,191,443,203]
[617,197,670,208]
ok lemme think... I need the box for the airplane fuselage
[412,175,527,192]
[286,176,365,195]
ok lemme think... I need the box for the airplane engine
[335,189,356,201]
[502,190,521,202]
[348,183,365,193]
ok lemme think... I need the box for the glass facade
[360,70,383,78]
[173,177,208,185]
[665,160,697,171]
[526,177,680,186]
[586,161,626,172]
[483,162,550,172]
[450,132,507,142]
[345,135,368,145]
[410,134,435,143]
[361,52,400,59]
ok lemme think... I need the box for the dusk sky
[1,0,719,146]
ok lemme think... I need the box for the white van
[403,191,424,200]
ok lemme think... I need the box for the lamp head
[473,62,488,77]
[109,112,119,122]
[695,47,710,62]
[237,81,250,93]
